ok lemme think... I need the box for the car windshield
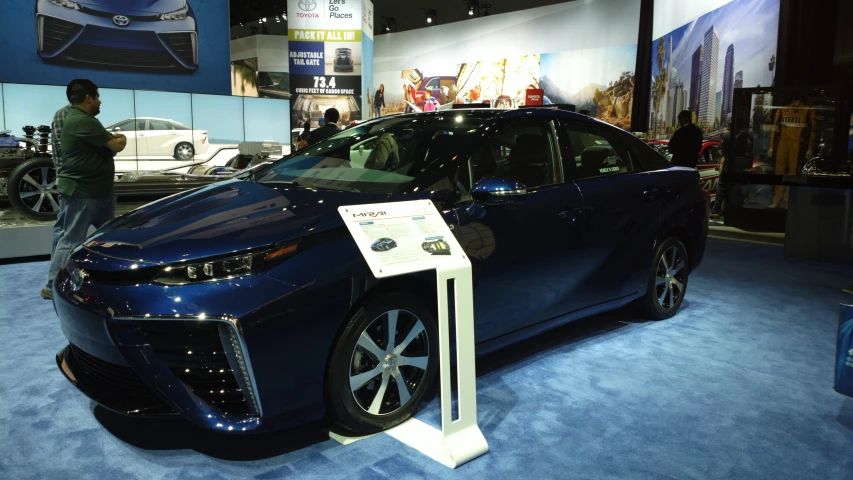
[253,115,484,194]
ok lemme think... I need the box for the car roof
[385,108,611,127]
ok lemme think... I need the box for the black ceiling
[230,0,288,27]
[229,0,575,34]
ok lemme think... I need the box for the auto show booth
[0,0,851,478]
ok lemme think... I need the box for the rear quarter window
[619,132,672,171]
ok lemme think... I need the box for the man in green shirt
[42,79,127,299]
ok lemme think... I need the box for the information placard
[338,200,488,468]
[339,200,463,278]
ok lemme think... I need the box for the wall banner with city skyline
[649,0,780,140]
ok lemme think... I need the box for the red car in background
[648,140,723,199]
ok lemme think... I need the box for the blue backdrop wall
[0,0,231,95]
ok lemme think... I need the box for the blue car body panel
[35,0,198,70]
[53,109,707,433]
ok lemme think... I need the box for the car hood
[78,0,186,14]
[84,179,392,265]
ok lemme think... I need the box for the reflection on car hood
[78,0,186,14]
[84,180,391,265]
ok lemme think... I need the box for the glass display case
[722,86,853,232]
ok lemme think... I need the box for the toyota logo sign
[298,0,317,11]
[112,15,131,27]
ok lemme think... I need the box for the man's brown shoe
[40,287,53,300]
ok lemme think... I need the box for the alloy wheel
[655,245,686,310]
[17,166,59,216]
[176,144,194,160]
[349,309,430,416]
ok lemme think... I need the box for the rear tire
[326,292,438,434]
[640,237,689,320]
[174,142,194,160]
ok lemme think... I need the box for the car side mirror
[112,127,122,132]
[471,176,527,205]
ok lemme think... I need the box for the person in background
[306,108,340,145]
[48,86,76,258]
[297,120,311,150]
[710,132,731,219]
[374,84,385,118]
[669,110,703,169]
[42,79,127,300]
[423,91,438,112]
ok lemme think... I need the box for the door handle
[643,187,660,200]
[559,207,582,222]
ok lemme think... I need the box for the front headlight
[153,242,298,286]
[49,0,80,9]
[159,5,188,21]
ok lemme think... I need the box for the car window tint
[561,124,632,180]
[149,120,172,131]
[256,117,479,194]
[616,131,672,171]
[706,145,722,163]
[171,122,191,131]
[116,120,136,131]
[462,119,559,192]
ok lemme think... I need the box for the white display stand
[336,200,489,468]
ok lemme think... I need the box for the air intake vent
[67,344,173,415]
[139,321,255,416]
[39,16,83,55]
[161,32,197,66]
[63,44,177,68]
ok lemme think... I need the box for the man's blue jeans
[51,196,65,254]
[45,194,115,289]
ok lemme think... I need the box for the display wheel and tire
[8,157,60,221]
[326,292,438,434]
[174,142,195,160]
[640,236,689,320]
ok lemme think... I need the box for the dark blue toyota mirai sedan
[53,109,708,434]
[36,0,198,71]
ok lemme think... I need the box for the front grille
[67,344,173,415]
[161,32,196,66]
[139,321,254,416]
[78,6,160,21]
[41,16,83,54]
[75,263,158,284]
[62,44,177,69]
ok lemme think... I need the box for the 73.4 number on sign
[313,76,337,89]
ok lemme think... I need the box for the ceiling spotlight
[380,16,396,34]
[283,12,287,21]
[424,9,436,25]
[260,17,267,23]
[275,15,280,22]
[467,1,479,16]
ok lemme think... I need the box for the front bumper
[53,263,264,432]
[36,0,198,70]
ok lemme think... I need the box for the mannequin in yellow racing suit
[767,100,819,207]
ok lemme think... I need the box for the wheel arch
[322,271,438,395]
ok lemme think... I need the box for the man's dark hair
[67,79,98,105]
[324,108,340,124]
[578,109,590,116]
[678,110,693,122]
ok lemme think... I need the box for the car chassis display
[0,127,281,221]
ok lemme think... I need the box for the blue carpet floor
[1,238,852,479]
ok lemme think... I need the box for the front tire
[326,292,438,434]
[640,237,689,320]
[174,142,194,160]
